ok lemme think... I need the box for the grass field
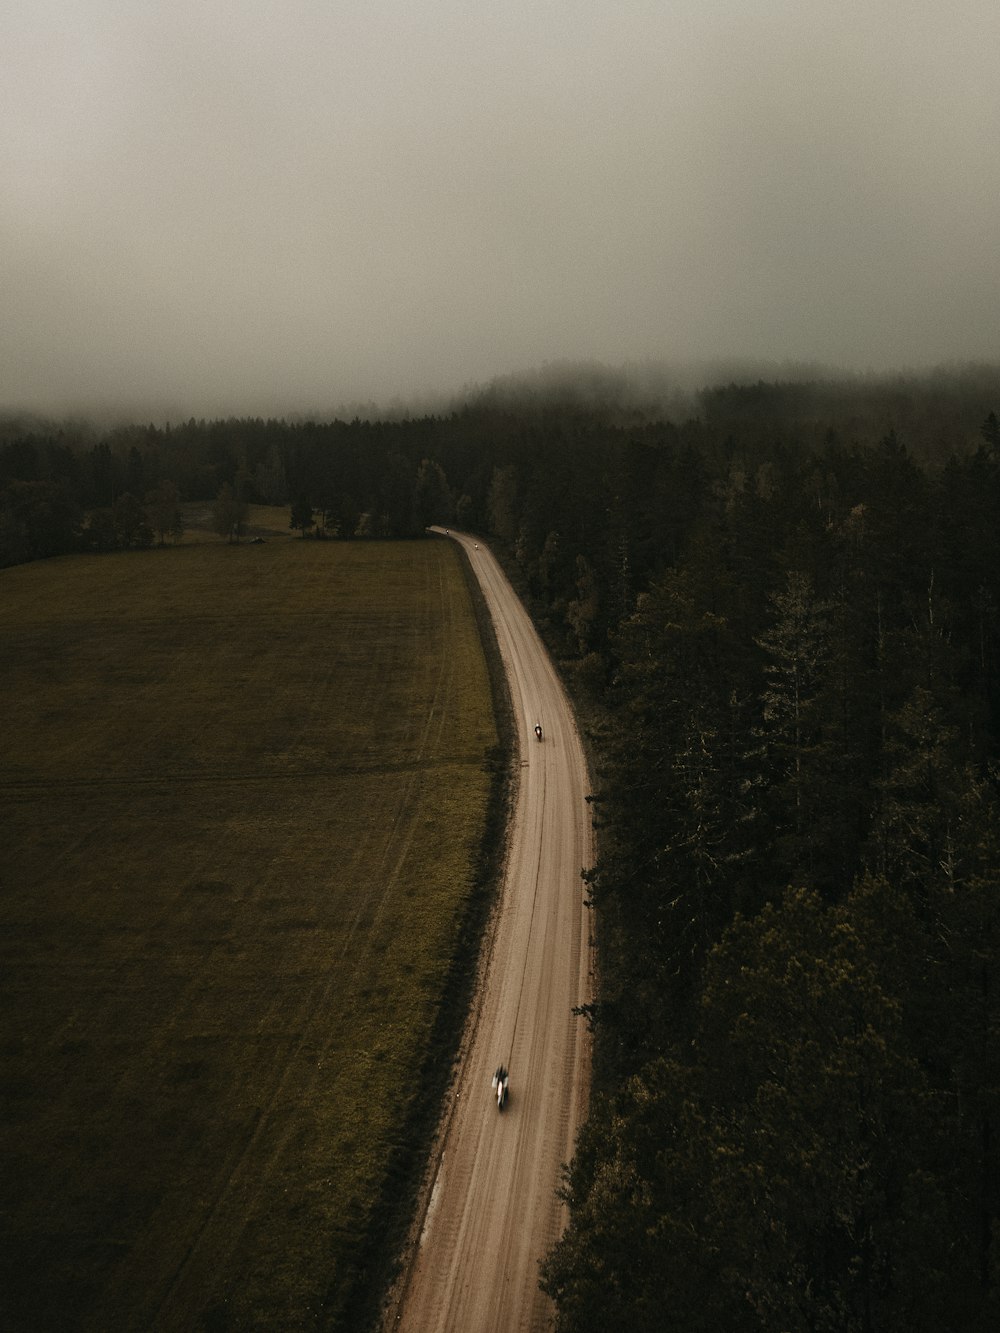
[0,532,498,1331]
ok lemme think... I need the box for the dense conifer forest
[5,365,1000,1328]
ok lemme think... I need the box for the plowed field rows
[0,538,496,1331]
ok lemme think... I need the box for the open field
[0,537,497,1331]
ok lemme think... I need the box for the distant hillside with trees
[3,362,1000,1327]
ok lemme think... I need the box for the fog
[3,1,998,420]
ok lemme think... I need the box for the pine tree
[289,495,313,537]
[753,570,836,887]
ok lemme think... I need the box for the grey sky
[3,1,998,418]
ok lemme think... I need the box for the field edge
[343,534,518,1333]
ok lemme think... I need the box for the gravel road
[389,531,594,1332]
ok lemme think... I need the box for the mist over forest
[4,356,1000,437]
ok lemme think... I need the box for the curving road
[388,531,594,1333]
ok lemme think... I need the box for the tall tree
[145,480,182,546]
[487,464,518,542]
[211,482,247,544]
[413,457,453,530]
[753,570,837,887]
[289,495,314,538]
[112,492,152,549]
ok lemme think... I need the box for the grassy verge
[346,533,516,1332]
[0,538,497,1331]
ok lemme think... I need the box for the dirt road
[389,532,594,1332]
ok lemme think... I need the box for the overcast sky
[3,1,998,418]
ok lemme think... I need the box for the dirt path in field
[386,532,594,1333]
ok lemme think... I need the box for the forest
[4,363,1000,1329]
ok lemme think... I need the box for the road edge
[372,533,520,1332]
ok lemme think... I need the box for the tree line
[536,418,1000,1331]
[3,369,1000,1326]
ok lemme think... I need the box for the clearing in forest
[0,536,497,1331]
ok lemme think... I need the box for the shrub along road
[392,532,594,1333]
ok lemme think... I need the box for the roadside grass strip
[0,538,496,1331]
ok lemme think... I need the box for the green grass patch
[178,502,298,541]
[0,538,497,1331]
